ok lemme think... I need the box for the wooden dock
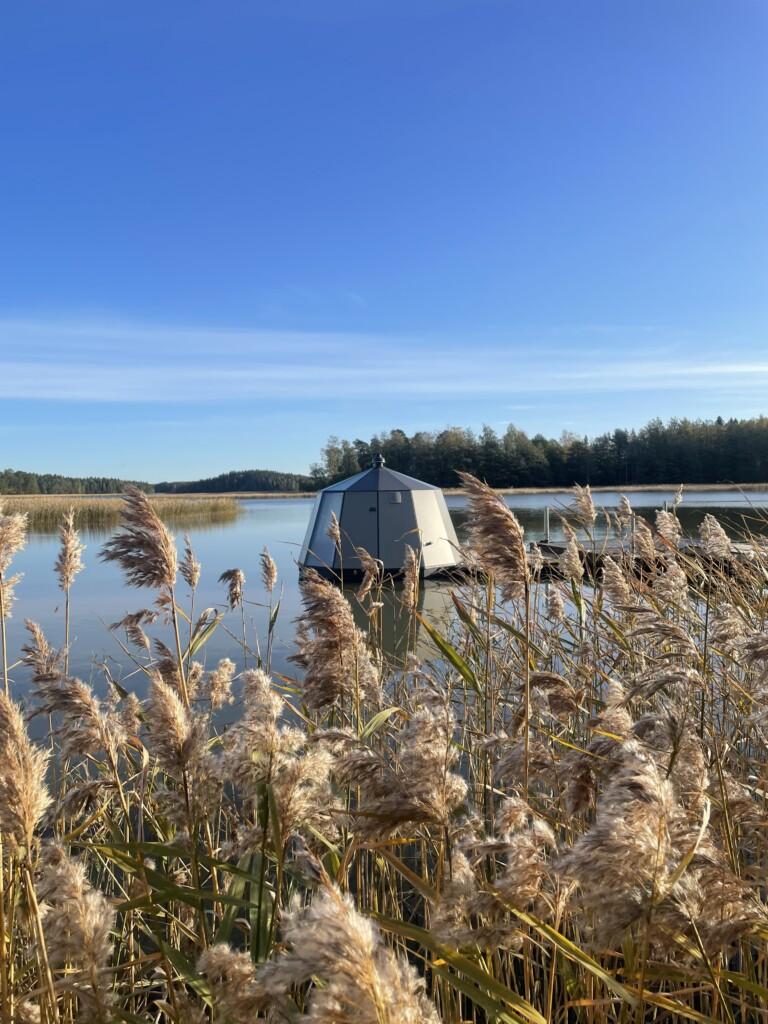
[532,539,757,580]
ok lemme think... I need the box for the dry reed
[54,508,85,591]
[260,546,278,593]
[457,471,529,600]
[0,485,767,1022]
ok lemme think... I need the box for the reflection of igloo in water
[299,455,462,577]
[343,576,457,664]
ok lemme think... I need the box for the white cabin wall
[411,490,461,569]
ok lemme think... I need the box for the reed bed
[1,484,768,1021]
[1,494,242,531]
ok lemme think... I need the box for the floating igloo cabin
[299,455,462,578]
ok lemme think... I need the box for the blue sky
[1,1,766,479]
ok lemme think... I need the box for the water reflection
[342,578,457,667]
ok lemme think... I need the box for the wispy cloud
[0,317,766,403]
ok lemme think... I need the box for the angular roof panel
[325,466,438,492]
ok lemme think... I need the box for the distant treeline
[312,416,768,488]
[155,468,315,494]
[4,415,768,496]
[0,468,151,495]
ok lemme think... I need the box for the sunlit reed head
[100,486,178,590]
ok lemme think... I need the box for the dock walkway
[532,538,757,580]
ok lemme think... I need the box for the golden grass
[0,492,242,530]
[2,485,768,1022]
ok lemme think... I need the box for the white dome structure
[299,455,462,578]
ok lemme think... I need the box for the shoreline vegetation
[6,481,768,501]
[4,415,768,498]
[2,482,768,1020]
[0,493,242,529]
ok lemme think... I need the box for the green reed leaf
[374,914,547,1024]
[362,705,403,739]
[416,613,481,693]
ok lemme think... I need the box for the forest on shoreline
[311,415,768,488]
[2,414,768,494]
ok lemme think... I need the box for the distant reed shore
[0,493,242,529]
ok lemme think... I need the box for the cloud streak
[0,317,766,403]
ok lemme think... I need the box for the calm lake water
[6,489,768,698]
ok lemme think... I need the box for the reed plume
[699,513,731,559]
[600,555,631,606]
[23,622,127,762]
[652,558,689,609]
[458,472,529,600]
[561,679,632,814]
[100,486,177,589]
[220,567,248,667]
[401,543,420,611]
[545,583,565,621]
[36,845,115,1022]
[327,510,341,546]
[617,493,633,526]
[528,669,581,719]
[111,608,157,651]
[0,691,50,853]
[0,506,27,692]
[334,685,466,837]
[655,508,681,548]
[0,571,21,618]
[54,507,85,673]
[633,516,656,562]
[528,541,543,576]
[145,672,196,778]
[54,508,85,591]
[220,668,334,845]
[628,666,703,702]
[629,607,698,657]
[145,673,220,822]
[119,691,142,738]
[198,946,267,1021]
[0,505,27,574]
[220,668,282,798]
[557,738,677,947]
[558,534,583,581]
[180,533,201,590]
[711,601,746,650]
[260,546,278,593]
[434,797,557,950]
[21,619,63,681]
[290,569,380,710]
[219,567,245,609]
[255,882,441,1023]
[205,657,235,709]
[740,630,768,668]
[38,676,126,763]
[494,796,557,911]
[355,545,382,600]
[570,483,597,528]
